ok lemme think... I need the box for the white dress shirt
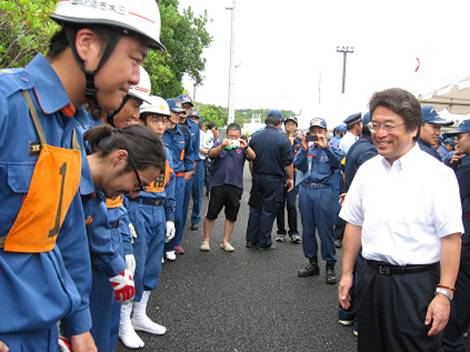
[339,131,358,155]
[199,130,213,160]
[340,144,463,265]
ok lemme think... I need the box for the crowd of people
[0,1,469,352]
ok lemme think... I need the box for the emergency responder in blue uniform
[330,123,347,151]
[331,123,347,248]
[164,98,193,261]
[442,119,470,352]
[295,118,342,284]
[418,105,453,161]
[118,96,177,348]
[187,110,205,231]
[177,94,200,253]
[246,110,294,250]
[339,113,362,155]
[337,111,378,333]
[275,115,302,243]
[0,0,165,348]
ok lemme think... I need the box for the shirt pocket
[7,163,35,194]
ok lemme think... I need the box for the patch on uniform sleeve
[29,142,41,155]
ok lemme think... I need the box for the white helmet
[51,0,165,51]
[140,95,171,117]
[128,66,151,103]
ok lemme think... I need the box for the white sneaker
[338,319,353,326]
[165,250,176,261]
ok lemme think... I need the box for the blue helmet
[362,111,371,126]
[166,98,184,113]
[178,94,193,107]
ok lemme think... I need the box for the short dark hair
[47,25,115,59]
[227,123,241,133]
[84,125,165,172]
[368,88,421,133]
[265,116,281,126]
[206,122,217,130]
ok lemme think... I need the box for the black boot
[325,262,337,284]
[298,258,319,277]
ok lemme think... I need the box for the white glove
[109,268,135,303]
[128,223,137,243]
[165,221,175,243]
[125,254,136,277]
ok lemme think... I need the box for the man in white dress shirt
[338,88,463,352]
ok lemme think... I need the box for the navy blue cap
[266,109,283,122]
[335,123,347,133]
[443,137,455,147]
[166,98,184,113]
[362,111,371,126]
[421,106,453,126]
[309,117,327,129]
[446,119,470,136]
[177,94,193,106]
[284,116,298,125]
[188,110,201,119]
[343,112,362,125]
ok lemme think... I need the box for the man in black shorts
[200,123,256,252]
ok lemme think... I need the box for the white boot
[119,302,145,349]
[132,291,167,335]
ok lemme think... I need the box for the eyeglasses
[368,121,406,133]
[129,160,146,192]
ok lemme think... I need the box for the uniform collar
[380,142,419,170]
[25,54,74,116]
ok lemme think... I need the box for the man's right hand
[0,340,9,352]
[109,268,135,303]
[338,273,353,310]
[70,332,97,352]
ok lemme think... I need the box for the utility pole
[226,0,236,124]
[336,45,354,94]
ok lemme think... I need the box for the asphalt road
[117,167,470,352]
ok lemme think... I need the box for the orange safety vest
[145,160,172,193]
[1,91,81,253]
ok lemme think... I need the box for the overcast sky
[178,0,470,127]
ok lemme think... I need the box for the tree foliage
[0,0,212,100]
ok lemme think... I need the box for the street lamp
[226,0,236,124]
[336,45,354,94]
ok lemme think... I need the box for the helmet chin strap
[107,95,131,126]
[64,26,122,118]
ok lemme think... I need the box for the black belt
[108,220,120,229]
[130,198,163,207]
[366,260,438,275]
[302,181,330,189]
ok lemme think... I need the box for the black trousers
[356,260,441,352]
[442,240,470,352]
[275,185,299,236]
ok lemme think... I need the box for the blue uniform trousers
[89,225,123,352]
[191,159,205,226]
[442,239,470,352]
[128,201,165,301]
[181,176,194,243]
[0,327,59,352]
[276,185,299,236]
[246,174,284,247]
[299,185,336,262]
[165,176,186,251]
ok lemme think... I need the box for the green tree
[0,0,57,68]
[146,0,212,98]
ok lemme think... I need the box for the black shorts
[206,184,243,222]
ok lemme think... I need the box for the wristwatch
[435,287,453,301]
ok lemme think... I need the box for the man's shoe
[338,319,353,326]
[174,245,185,254]
[191,223,199,231]
[165,250,176,262]
[290,234,301,243]
[256,244,278,251]
[335,239,342,248]
[326,265,337,284]
[246,241,257,248]
[298,263,320,277]
[275,234,285,242]
[352,329,358,337]
[200,241,210,251]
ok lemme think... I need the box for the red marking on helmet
[128,11,156,24]
[134,86,150,93]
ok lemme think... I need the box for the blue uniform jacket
[184,117,201,162]
[344,136,378,191]
[163,125,192,172]
[136,147,176,222]
[0,54,92,336]
[418,138,442,161]
[453,155,470,238]
[294,144,342,186]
